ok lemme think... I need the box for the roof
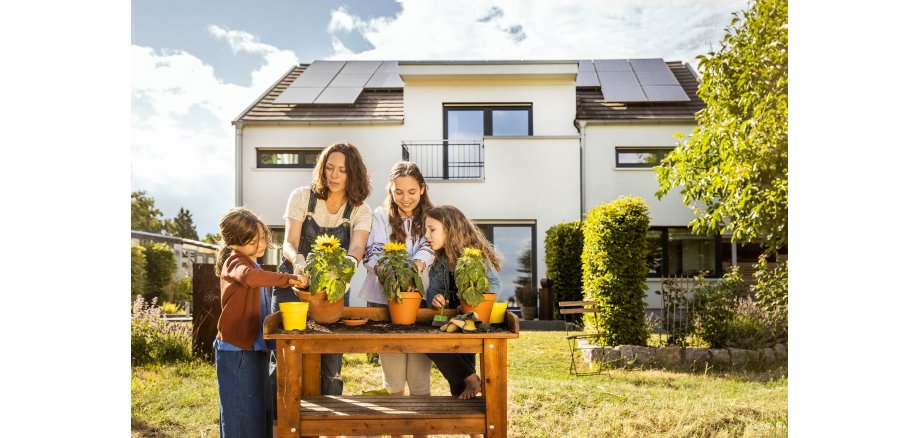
[233,60,703,124]
[131,230,220,250]
[575,61,704,122]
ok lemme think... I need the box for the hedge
[581,196,650,346]
[131,244,147,299]
[544,221,583,320]
[143,242,176,302]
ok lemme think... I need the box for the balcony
[401,140,485,180]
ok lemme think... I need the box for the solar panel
[629,58,669,71]
[289,72,337,88]
[597,71,639,86]
[641,85,690,102]
[305,60,346,73]
[601,85,648,102]
[328,73,374,87]
[364,72,403,88]
[340,60,382,74]
[635,70,680,86]
[272,87,324,104]
[313,87,364,104]
[593,59,631,72]
[576,70,600,87]
[578,60,595,72]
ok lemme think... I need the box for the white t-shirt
[283,186,372,232]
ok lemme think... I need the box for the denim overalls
[270,191,354,397]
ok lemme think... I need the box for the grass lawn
[132,331,787,437]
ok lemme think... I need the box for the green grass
[132,332,787,437]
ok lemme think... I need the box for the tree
[173,207,199,240]
[143,242,177,302]
[202,233,221,245]
[655,0,787,255]
[132,190,166,233]
[131,244,147,298]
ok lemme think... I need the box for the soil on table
[278,320,513,335]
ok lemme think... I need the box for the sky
[131,0,749,237]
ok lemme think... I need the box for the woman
[271,141,373,396]
[424,205,502,401]
[359,162,436,411]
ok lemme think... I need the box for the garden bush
[582,196,650,346]
[131,244,147,299]
[751,255,788,313]
[692,267,746,348]
[131,295,194,365]
[143,242,176,302]
[723,297,787,350]
[544,221,584,320]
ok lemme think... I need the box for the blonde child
[213,207,306,437]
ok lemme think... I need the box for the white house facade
[233,59,736,309]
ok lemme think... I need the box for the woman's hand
[430,294,447,310]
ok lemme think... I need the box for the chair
[560,300,611,376]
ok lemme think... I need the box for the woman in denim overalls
[269,142,373,399]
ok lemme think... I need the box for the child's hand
[289,274,309,289]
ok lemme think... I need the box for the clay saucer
[341,317,368,327]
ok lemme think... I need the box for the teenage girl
[213,207,307,437]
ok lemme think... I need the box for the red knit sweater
[217,249,295,349]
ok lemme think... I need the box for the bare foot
[458,374,481,400]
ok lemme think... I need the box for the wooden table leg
[482,338,508,438]
[277,340,303,438]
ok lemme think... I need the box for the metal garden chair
[560,300,611,376]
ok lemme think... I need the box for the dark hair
[214,207,272,276]
[426,205,502,271]
[385,161,433,245]
[310,142,371,208]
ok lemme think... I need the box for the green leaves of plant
[376,248,423,302]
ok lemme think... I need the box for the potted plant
[515,287,538,320]
[296,234,356,323]
[456,247,496,323]
[377,242,424,325]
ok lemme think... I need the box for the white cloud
[325,0,748,68]
[132,26,299,234]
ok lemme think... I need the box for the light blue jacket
[426,256,502,307]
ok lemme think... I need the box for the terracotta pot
[387,291,423,325]
[460,293,497,323]
[296,290,345,324]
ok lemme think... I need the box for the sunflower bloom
[383,242,408,253]
[463,247,482,258]
[315,234,341,253]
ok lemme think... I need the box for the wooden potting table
[264,307,520,438]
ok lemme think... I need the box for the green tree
[143,242,177,302]
[132,191,167,233]
[173,207,199,240]
[655,0,788,255]
[131,244,147,299]
[202,233,221,245]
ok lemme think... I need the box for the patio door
[475,223,537,301]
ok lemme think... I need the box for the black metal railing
[400,140,484,180]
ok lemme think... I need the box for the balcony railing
[401,140,485,180]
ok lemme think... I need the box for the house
[232,58,749,310]
[131,230,219,280]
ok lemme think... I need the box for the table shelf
[297,395,485,435]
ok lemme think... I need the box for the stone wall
[577,339,787,369]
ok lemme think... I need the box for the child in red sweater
[213,207,306,437]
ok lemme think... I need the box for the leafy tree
[202,233,221,245]
[132,191,166,233]
[173,207,199,240]
[655,0,788,255]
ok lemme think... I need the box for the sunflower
[314,234,341,253]
[463,247,482,258]
[382,241,408,253]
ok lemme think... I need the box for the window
[258,227,287,267]
[615,147,674,168]
[256,148,322,168]
[444,106,532,138]
[646,227,722,278]
[475,223,537,301]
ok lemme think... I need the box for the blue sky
[131,0,748,236]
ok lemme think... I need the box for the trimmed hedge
[143,242,176,302]
[544,221,583,320]
[131,244,147,299]
[582,196,650,346]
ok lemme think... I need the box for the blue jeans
[215,349,272,438]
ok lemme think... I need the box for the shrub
[544,221,584,320]
[692,267,746,348]
[143,242,176,302]
[165,276,192,304]
[751,254,788,314]
[723,297,787,349]
[131,244,147,299]
[514,287,538,307]
[131,295,194,365]
[582,196,650,346]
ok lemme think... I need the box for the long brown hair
[310,142,371,207]
[214,207,272,276]
[385,161,433,245]
[426,205,502,271]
